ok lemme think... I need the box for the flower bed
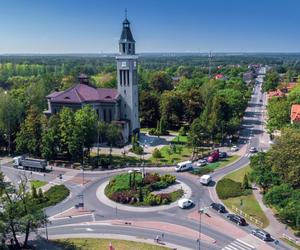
[105,172,183,206]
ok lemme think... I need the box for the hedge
[44,185,70,207]
[216,178,246,199]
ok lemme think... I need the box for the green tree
[139,91,160,127]
[15,106,42,156]
[150,71,173,93]
[263,69,280,92]
[242,174,250,190]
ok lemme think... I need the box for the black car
[227,214,247,226]
[219,152,228,158]
[252,229,272,241]
[210,203,226,213]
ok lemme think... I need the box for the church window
[122,44,125,53]
[124,89,126,95]
[109,109,112,122]
[126,70,129,86]
[103,109,107,122]
[119,70,122,86]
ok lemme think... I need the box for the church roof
[120,19,135,42]
[47,84,120,104]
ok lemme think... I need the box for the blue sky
[0,0,299,53]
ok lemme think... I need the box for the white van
[200,174,212,185]
[178,198,194,209]
[175,161,193,172]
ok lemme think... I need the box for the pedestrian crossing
[222,239,255,250]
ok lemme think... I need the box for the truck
[13,156,47,172]
[207,150,219,163]
[200,174,212,185]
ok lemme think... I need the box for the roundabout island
[97,171,192,212]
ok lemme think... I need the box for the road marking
[222,239,255,250]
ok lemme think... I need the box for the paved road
[1,74,292,249]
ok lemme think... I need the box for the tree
[266,97,290,133]
[242,174,250,190]
[150,71,173,93]
[15,106,42,156]
[188,118,208,156]
[0,178,47,249]
[106,123,122,162]
[160,91,184,129]
[59,107,75,155]
[41,115,60,160]
[263,69,280,92]
[139,91,160,127]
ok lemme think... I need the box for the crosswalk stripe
[231,242,249,250]
[232,241,252,250]
[225,245,240,250]
[236,239,255,249]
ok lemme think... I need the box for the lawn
[220,165,269,228]
[225,165,252,182]
[223,194,269,228]
[53,238,170,250]
[30,180,47,189]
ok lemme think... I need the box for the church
[44,18,140,143]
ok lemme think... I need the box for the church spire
[119,11,135,55]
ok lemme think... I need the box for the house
[267,89,284,99]
[215,74,225,80]
[291,104,300,124]
[279,82,299,94]
[44,17,140,143]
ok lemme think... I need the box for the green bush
[161,174,176,185]
[216,178,245,199]
[152,148,162,158]
[44,185,70,206]
[145,193,159,206]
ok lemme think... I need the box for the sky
[0,0,299,53]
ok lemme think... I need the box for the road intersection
[1,80,293,250]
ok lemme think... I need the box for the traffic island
[96,172,192,212]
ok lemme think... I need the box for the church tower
[116,15,140,137]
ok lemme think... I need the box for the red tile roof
[215,74,225,79]
[267,89,284,99]
[291,104,300,123]
[47,84,119,104]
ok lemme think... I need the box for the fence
[232,205,264,228]
[282,234,300,247]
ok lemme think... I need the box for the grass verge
[280,238,300,250]
[53,238,171,250]
[30,180,47,189]
[219,165,269,228]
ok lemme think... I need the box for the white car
[178,198,194,209]
[128,168,141,174]
[175,161,193,172]
[193,159,207,167]
[249,147,257,153]
[231,145,238,152]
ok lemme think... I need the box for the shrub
[145,193,160,206]
[191,166,213,176]
[161,174,176,185]
[242,174,250,189]
[144,173,160,185]
[150,181,169,191]
[152,148,162,158]
[264,184,293,208]
[179,126,188,136]
[216,178,245,199]
[44,185,70,206]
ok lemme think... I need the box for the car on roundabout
[128,168,142,174]
[178,198,194,209]
[193,159,207,167]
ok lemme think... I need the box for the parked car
[231,145,238,152]
[210,203,226,213]
[178,198,194,209]
[249,147,257,153]
[227,214,247,226]
[219,152,228,158]
[175,161,193,172]
[251,229,272,241]
[193,159,207,167]
[207,150,219,163]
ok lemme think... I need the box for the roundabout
[96,172,192,212]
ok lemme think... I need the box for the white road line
[236,239,255,248]
[233,241,253,250]
[231,242,249,250]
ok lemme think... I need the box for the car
[178,198,194,209]
[251,229,272,241]
[227,214,247,226]
[193,159,207,167]
[219,152,228,158]
[249,147,257,153]
[175,161,193,172]
[210,202,226,213]
[231,145,238,152]
[128,168,141,174]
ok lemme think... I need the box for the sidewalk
[252,187,297,239]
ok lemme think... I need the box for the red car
[207,150,219,163]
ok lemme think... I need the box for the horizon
[0,0,299,53]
